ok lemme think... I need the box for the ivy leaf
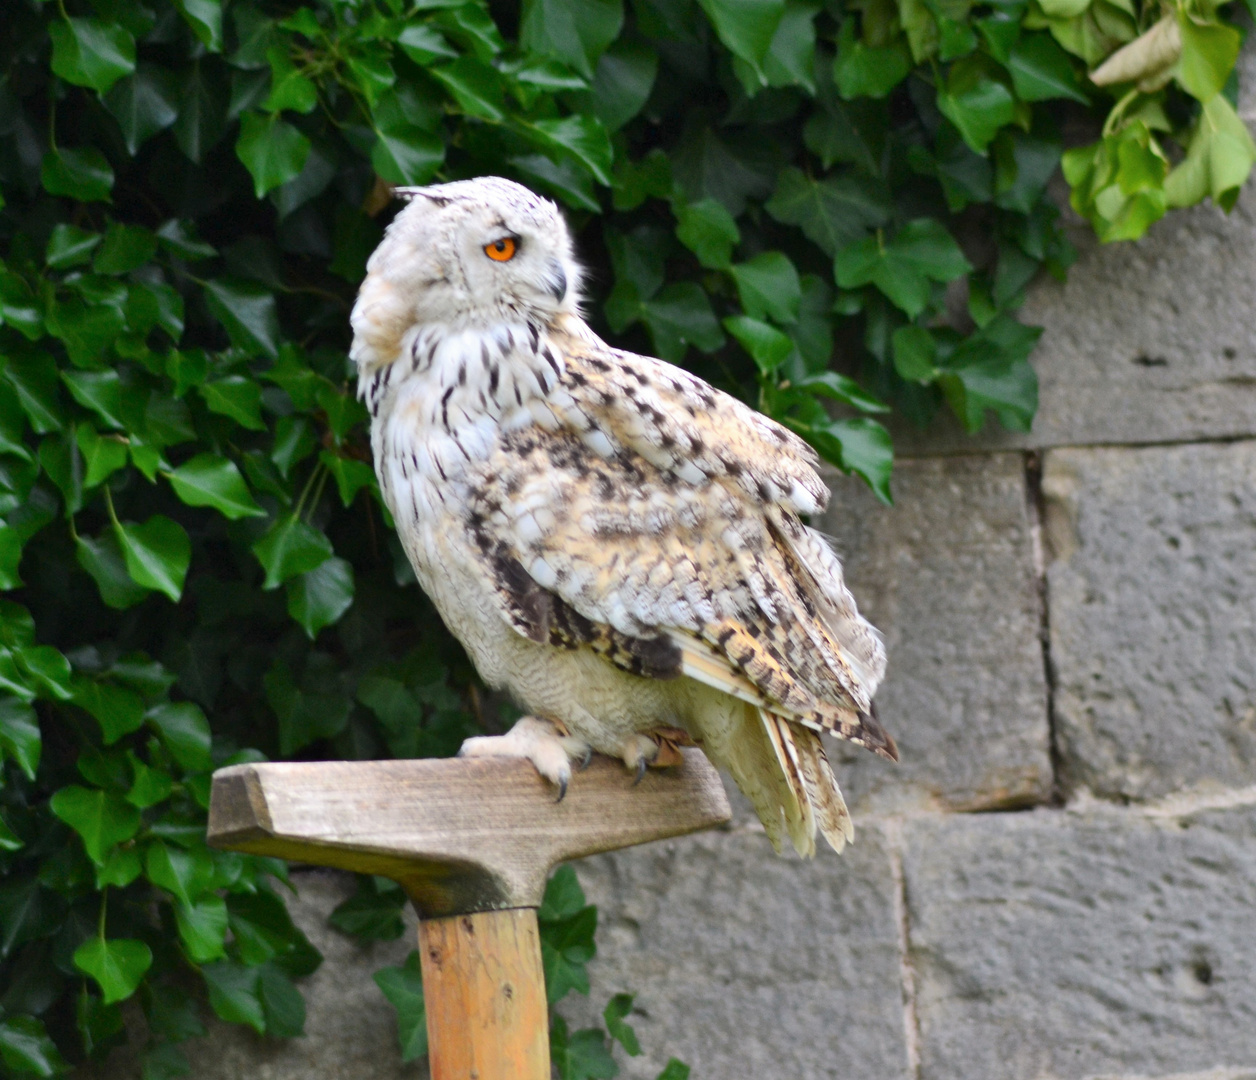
[795,371,889,412]
[1164,94,1256,213]
[76,532,150,610]
[76,426,128,488]
[0,528,23,590]
[0,1015,67,1078]
[264,44,318,114]
[655,1060,691,1080]
[236,113,311,199]
[104,67,179,155]
[50,785,141,864]
[697,0,785,85]
[397,25,459,65]
[50,17,136,94]
[41,147,114,203]
[371,123,445,186]
[765,168,890,256]
[74,937,152,1005]
[45,224,101,269]
[526,116,613,186]
[286,557,354,639]
[431,57,507,120]
[173,63,228,163]
[1006,33,1088,104]
[804,417,894,503]
[762,0,819,91]
[253,517,334,589]
[936,314,1041,432]
[587,39,657,130]
[125,752,173,809]
[202,282,280,359]
[724,315,794,375]
[0,699,40,781]
[891,325,938,382]
[167,454,265,519]
[145,702,212,773]
[640,283,724,360]
[550,1018,618,1080]
[199,373,268,428]
[835,220,971,318]
[176,895,228,962]
[937,58,1016,154]
[258,963,305,1038]
[674,199,740,270]
[71,676,146,744]
[1175,15,1240,103]
[202,962,265,1034]
[114,515,191,603]
[604,993,641,1056]
[146,841,212,906]
[834,20,911,99]
[729,252,801,324]
[175,0,224,51]
[374,951,427,1062]
[521,0,624,80]
[319,453,375,507]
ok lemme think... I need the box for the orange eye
[485,236,517,262]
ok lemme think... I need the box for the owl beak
[546,260,568,302]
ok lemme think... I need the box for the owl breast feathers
[350,176,893,858]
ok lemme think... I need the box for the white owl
[349,176,893,857]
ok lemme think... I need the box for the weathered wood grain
[419,908,550,1080]
[207,749,731,916]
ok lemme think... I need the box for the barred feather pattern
[353,177,892,856]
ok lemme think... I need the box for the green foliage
[0,0,1246,1072]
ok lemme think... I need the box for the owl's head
[358,177,582,344]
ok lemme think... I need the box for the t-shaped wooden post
[206,751,731,1079]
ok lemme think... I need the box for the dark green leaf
[729,251,801,323]
[175,895,228,962]
[891,325,937,382]
[176,0,224,51]
[655,1060,691,1080]
[588,38,657,130]
[0,699,40,781]
[815,418,893,502]
[72,676,146,744]
[1006,33,1088,103]
[104,66,179,155]
[236,113,311,199]
[835,20,911,98]
[525,115,613,186]
[397,25,459,65]
[253,516,334,589]
[697,0,785,83]
[145,841,212,905]
[371,124,445,186]
[203,281,281,358]
[173,64,228,163]
[125,752,173,808]
[265,45,318,114]
[167,454,265,519]
[41,147,114,203]
[937,58,1016,154]
[431,57,507,120]
[521,0,623,79]
[94,224,158,274]
[258,963,305,1038]
[0,1015,67,1078]
[795,371,889,412]
[604,992,641,1056]
[640,282,724,360]
[374,951,427,1062]
[674,199,739,270]
[329,877,406,941]
[0,527,23,590]
[77,532,150,610]
[724,315,794,375]
[45,224,101,269]
[765,167,890,256]
[202,962,265,1034]
[286,557,354,638]
[50,17,136,94]
[49,785,141,864]
[114,516,190,603]
[145,702,212,773]
[550,1018,618,1080]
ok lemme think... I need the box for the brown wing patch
[488,547,682,680]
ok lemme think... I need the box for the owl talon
[575,745,594,772]
[458,716,588,799]
[633,756,648,786]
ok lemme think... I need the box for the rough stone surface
[889,185,1256,457]
[82,871,424,1080]
[562,826,912,1080]
[1044,442,1256,801]
[903,802,1256,1080]
[819,455,1052,814]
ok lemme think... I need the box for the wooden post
[207,752,730,1080]
[420,909,549,1079]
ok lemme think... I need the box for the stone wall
[154,160,1256,1080]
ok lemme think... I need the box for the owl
[349,176,894,857]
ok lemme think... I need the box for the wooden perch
[207,750,731,1080]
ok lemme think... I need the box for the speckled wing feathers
[461,327,894,762]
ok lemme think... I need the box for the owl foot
[458,716,592,802]
[622,728,696,785]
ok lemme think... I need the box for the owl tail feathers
[759,710,853,858]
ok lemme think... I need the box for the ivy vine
[0,0,1248,1076]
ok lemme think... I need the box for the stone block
[1044,442,1256,800]
[888,186,1256,456]
[903,802,1256,1080]
[563,826,912,1080]
[818,454,1052,814]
